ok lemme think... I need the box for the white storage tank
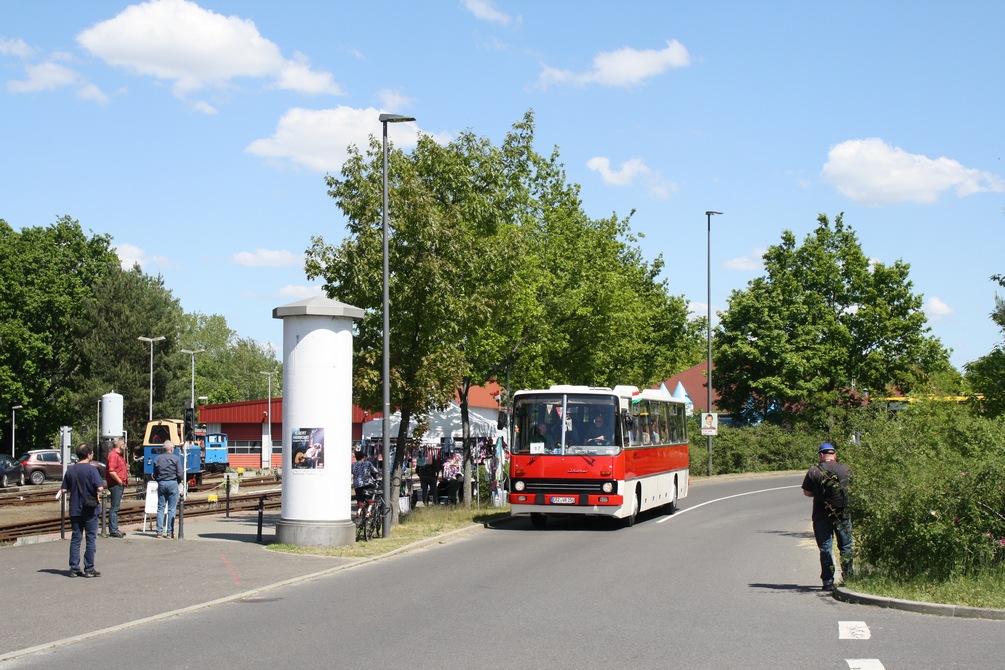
[101,392,124,438]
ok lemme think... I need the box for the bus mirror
[621,409,635,428]
[497,413,508,429]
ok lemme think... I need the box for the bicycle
[365,484,390,541]
[354,480,389,542]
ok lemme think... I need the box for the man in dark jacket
[802,443,853,590]
[153,441,183,538]
[57,444,105,577]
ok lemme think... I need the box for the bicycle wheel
[355,507,367,542]
[363,502,375,538]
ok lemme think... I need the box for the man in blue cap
[801,443,853,590]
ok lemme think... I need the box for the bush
[844,403,1005,580]
[687,402,1005,582]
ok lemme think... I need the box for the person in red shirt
[105,438,129,538]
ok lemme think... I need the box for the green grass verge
[267,505,511,559]
[846,569,1005,609]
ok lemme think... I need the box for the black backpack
[815,462,849,516]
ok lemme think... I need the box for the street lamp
[379,112,416,538]
[180,349,205,410]
[11,405,22,458]
[705,211,722,477]
[260,370,276,468]
[138,336,166,421]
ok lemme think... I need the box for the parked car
[0,454,25,487]
[19,449,64,485]
[18,449,108,486]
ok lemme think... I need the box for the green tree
[178,312,281,406]
[715,213,949,424]
[965,274,1005,417]
[69,264,185,450]
[307,111,702,516]
[0,216,119,452]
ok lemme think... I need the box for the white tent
[361,401,501,443]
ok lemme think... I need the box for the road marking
[839,621,871,639]
[656,485,800,523]
[846,660,884,670]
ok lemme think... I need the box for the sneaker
[82,570,101,578]
[109,530,125,538]
[69,570,81,578]
[822,581,834,590]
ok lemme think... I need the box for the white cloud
[537,39,690,89]
[822,138,1005,205]
[587,156,649,186]
[76,0,342,107]
[114,243,175,270]
[377,88,412,112]
[925,296,953,317]
[723,248,766,272]
[246,105,420,172]
[277,284,324,299]
[115,243,147,270]
[464,0,515,26]
[6,60,110,103]
[586,156,677,198]
[232,248,300,267]
[0,37,32,57]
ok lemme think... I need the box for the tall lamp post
[705,211,722,477]
[11,405,22,458]
[138,336,166,421]
[260,370,276,468]
[180,348,205,410]
[379,112,416,538]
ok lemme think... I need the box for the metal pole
[705,211,722,477]
[260,371,274,469]
[12,405,22,458]
[138,336,165,421]
[378,113,415,538]
[148,341,154,421]
[381,118,391,538]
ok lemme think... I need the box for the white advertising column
[273,296,364,547]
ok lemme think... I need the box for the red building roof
[657,362,721,413]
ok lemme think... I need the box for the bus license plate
[550,496,576,505]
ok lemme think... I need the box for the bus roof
[513,385,685,404]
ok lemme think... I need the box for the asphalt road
[5,473,1003,669]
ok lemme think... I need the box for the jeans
[70,512,99,572]
[813,513,853,584]
[157,480,180,536]
[108,483,124,533]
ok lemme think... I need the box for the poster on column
[291,427,325,469]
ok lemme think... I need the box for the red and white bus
[508,385,689,527]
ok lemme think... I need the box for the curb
[833,586,1005,620]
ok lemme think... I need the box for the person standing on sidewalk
[153,440,183,539]
[57,444,104,578]
[802,443,853,590]
[105,437,129,538]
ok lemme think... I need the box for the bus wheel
[530,513,547,528]
[624,491,639,528]
[666,481,678,515]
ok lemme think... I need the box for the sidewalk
[0,512,359,662]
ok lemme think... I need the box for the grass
[268,504,512,559]
[846,569,1005,609]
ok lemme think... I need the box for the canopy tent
[361,401,502,444]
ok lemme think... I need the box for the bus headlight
[602,482,614,493]
[514,480,525,492]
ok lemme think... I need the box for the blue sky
[2,0,1003,372]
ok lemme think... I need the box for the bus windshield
[512,393,620,456]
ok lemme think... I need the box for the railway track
[0,490,282,543]
[0,474,280,508]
